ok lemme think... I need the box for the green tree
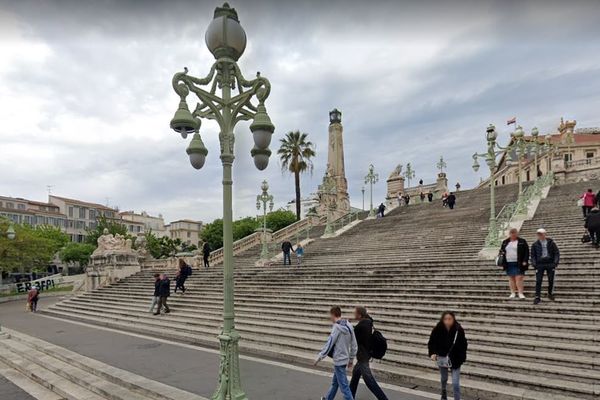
[233,217,259,241]
[0,220,62,276]
[60,243,95,266]
[201,219,224,250]
[33,225,70,253]
[265,209,296,232]
[85,215,130,246]
[277,130,316,220]
[144,232,179,259]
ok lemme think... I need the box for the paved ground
[0,297,435,400]
[0,375,36,400]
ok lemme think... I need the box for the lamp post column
[257,180,273,260]
[364,164,378,218]
[361,186,365,211]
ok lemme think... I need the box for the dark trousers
[590,230,600,245]
[535,264,556,298]
[30,299,38,312]
[175,276,187,293]
[283,251,291,265]
[448,202,455,210]
[156,296,170,314]
[582,206,593,217]
[349,361,388,400]
[203,255,210,268]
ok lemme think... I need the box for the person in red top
[27,286,39,312]
[580,189,596,218]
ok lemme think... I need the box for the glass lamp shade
[513,125,525,138]
[250,104,275,150]
[329,108,342,124]
[205,3,247,61]
[269,200,274,211]
[6,224,16,240]
[251,147,271,171]
[486,124,497,142]
[170,100,199,136]
[186,133,208,170]
[256,200,261,210]
[472,161,480,172]
[531,127,539,138]
[261,180,269,192]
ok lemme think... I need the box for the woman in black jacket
[428,311,468,400]
[498,228,529,299]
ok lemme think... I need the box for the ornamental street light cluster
[472,123,555,247]
[404,163,416,188]
[168,3,274,399]
[364,164,379,217]
[256,180,274,260]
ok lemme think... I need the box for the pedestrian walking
[455,182,461,192]
[404,194,411,206]
[315,306,357,400]
[442,193,448,207]
[377,203,386,218]
[295,243,304,265]
[349,306,388,400]
[427,192,434,202]
[595,189,600,208]
[428,311,468,400]
[202,242,211,268]
[397,192,403,207]
[579,188,596,218]
[27,286,39,312]
[149,273,160,313]
[420,192,426,203]
[498,228,529,299]
[531,228,560,305]
[585,207,600,247]
[153,274,171,315]
[282,240,294,266]
[174,258,191,293]
[447,192,456,210]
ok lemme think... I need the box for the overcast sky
[1,0,600,223]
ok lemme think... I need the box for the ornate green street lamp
[319,172,337,235]
[472,124,506,247]
[404,163,415,188]
[256,180,274,260]
[169,4,274,399]
[0,221,16,333]
[364,164,378,217]
[436,156,447,174]
[361,186,365,211]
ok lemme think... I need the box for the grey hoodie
[316,319,358,367]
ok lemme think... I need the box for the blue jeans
[349,362,388,400]
[325,365,354,400]
[440,367,460,400]
[283,251,291,265]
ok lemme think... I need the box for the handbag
[436,330,459,369]
[577,198,584,207]
[495,251,506,267]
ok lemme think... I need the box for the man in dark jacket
[531,229,560,304]
[154,274,171,315]
[349,307,388,400]
[281,241,294,266]
[202,242,211,268]
[377,203,386,218]
[447,193,457,210]
[585,208,600,247]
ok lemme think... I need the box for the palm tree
[277,131,316,220]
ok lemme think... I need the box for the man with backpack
[349,306,389,400]
[315,306,357,400]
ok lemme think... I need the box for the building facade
[120,211,167,238]
[0,196,66,229]
[489,119,600,187]
[165,219,203,247]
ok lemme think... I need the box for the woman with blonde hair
[498,228,529,299]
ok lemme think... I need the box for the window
[0,201,3,207]
[79,207,86,219]
[6,202,14,209]
[501,176,506,185]
[564,153,573,162]
[187,232,191,238]
[77,221,86,229]
[68,207,73,217]
[586,151,595,159]
[17,203,25,210]
[89,210,96,220]
[526,170,531,181]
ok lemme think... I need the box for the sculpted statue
[389,164,403,179]
[92,229,133,257]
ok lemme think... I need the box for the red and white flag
[507,117,517,126]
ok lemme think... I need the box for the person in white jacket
[314,306,358,400]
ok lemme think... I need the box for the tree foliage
[265,209,297,232]
[59,243,95,266]
[277,131,316,220]
[0,220,70,275]
[85,215,130,246]
[144,232,196,259]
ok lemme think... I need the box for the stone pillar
[435,172,449,198]
[319,109,350,216]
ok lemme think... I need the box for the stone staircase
[44,181,600,400]
[0,329,206,400]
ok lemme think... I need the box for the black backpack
[370,327,387,360]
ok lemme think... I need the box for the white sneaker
[509,293,516,299]
[518,293,526,299]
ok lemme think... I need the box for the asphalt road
[0,297,435,400]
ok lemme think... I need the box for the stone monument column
[318,109,350,216]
